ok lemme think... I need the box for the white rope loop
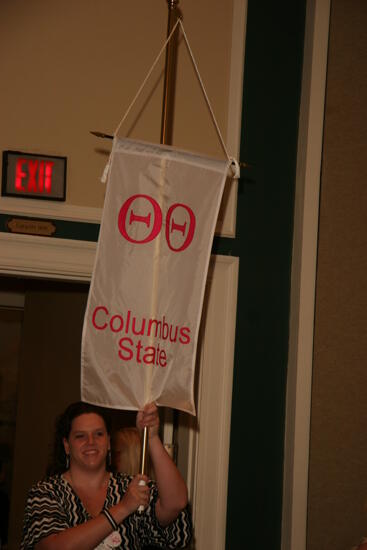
[177,20,232,163]
[107,18,239,182]
[114,18,181,138]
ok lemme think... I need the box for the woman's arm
[34,475,149,550]
[137,404,188,526]
[35,513,116,550]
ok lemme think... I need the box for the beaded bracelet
[102,508,118,531]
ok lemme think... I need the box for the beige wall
[307,1,367,549]
[0,0,235,208]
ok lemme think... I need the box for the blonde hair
[111,427,142,476]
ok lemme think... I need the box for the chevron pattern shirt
[21,472,192,549]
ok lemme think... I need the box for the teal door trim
[218,2,307,548]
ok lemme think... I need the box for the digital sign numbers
[2,151,67,201]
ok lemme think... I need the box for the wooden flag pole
[160,0,180,145]
[139,0,180,482]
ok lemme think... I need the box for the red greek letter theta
[118,194,162,244]
[166,203,196,252]
[118,195,196,252]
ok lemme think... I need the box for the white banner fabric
[81,137,230,415]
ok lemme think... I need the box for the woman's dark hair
[47,401,112,476]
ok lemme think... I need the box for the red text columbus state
[92,306,191,368]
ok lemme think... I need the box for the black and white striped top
[21,473,192,549]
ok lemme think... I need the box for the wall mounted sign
[6,217,56,237]
[2,150,67,201]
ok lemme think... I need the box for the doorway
[2,277,150,548]
[0,250,238,550]
[0,278,24,549]
[0,277,90,548]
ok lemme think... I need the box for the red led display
[15,158,55,194]
[2,151,66,201]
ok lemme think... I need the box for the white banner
[81,137,230,415]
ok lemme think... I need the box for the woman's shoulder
[27,474,66,498]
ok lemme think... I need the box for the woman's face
[63,413,110,472]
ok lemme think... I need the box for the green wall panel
[222,2,307,548]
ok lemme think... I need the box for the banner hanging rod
[90,131,250,170]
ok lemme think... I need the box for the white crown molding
[0,196,102,223]
[0,232,96,281]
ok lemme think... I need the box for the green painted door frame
[213,2,307,548]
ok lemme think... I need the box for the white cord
[114,18,181,138]
[177,20,231,162]
[109,18,240,180]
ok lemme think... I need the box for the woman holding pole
[21,402,191,549]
